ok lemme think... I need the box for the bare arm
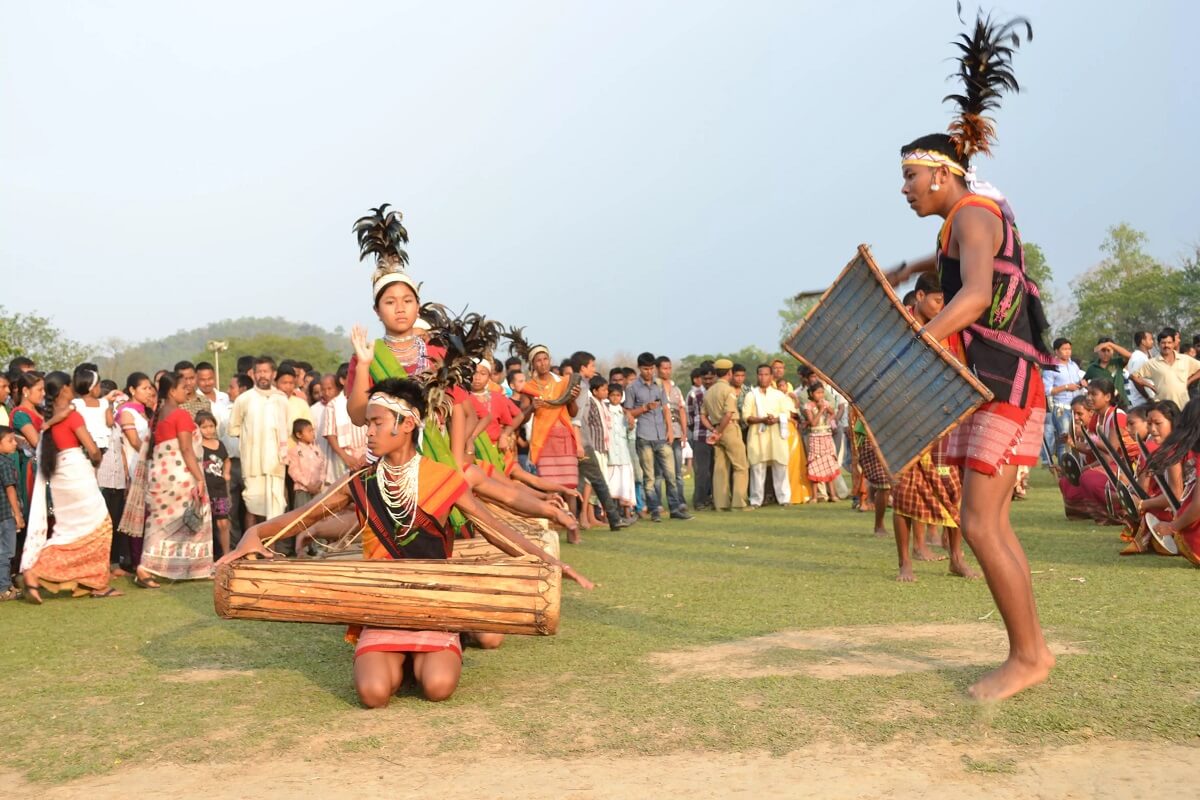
[6,486,23,529]
[885,253,938,286]
[923,208,1000,343]
[18,422,39,449]
[119,409,143,450]
[217,482,353,563]
[455,488,593,589]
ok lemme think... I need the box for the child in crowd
[197,411,232,558]
[804,383,840,502]
[0,427,22,600]
[580,376,612,527]
[288,419,327,555]
[604,383,636,521]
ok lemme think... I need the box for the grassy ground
[2,471,1197,783]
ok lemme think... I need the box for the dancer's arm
[884,253,937,286]
[457,489,593,589]
[924,209,1000,342]
[217,482,353,563]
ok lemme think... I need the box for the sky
[1,1,1196,364]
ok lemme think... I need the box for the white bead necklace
[375,454,421,535]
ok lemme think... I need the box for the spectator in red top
[20,371,120,603]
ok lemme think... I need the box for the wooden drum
[782,245,993,475]
[214,557,560,635]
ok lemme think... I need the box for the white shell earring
[930,182,940,192]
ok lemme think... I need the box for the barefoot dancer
[219,379,593,706]
[887,11,1055,701]
[891,274,978,582]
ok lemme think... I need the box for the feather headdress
[944,5,1033,162]
[415,303,506,419]
[354,204,418,299]
[501,325,548,366]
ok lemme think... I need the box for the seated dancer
[1146,398,1200,566]
[887,10,1056,700]
[1075,379,1137,526]
[891,274,978,582]
[219,379,593,707]
[21,372,121,602]
[342,205,577,540]
[464,358,582,515]
[1056,396,1104,520]
[1123,401,1188,554]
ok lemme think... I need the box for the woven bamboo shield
[781,245,993,475]
[214,557,560,635]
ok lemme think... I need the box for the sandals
[0,587,20,601]
[22,580,42,605]
[91,587,123,598]
[134,573,161,589]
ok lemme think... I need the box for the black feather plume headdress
[943,4,1033,162]
[353,203,419,300]
[416,302,505,416]
[500,325,548,367]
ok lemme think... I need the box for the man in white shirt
[1131,327,1200,410]
[228,357,290,528]
[743,365,793,507]
[1042,338,1087,464]
[1124,330,1155,408]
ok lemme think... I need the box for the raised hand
[350,325,375,363]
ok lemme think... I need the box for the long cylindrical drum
[452,525,560,562]
[214,558,560,635]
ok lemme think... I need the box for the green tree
[0,306,89,371]
[191,334,345,377]
[1023,241,1053,311]
[1062,224,1182,350]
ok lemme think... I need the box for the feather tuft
[943,8,1033,160]
[354,204,409,269]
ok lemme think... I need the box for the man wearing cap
[702,359,749,511]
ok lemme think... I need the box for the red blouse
[49,410,86,450]
[154,407,196,442]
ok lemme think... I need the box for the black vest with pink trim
[936,197,1055,406]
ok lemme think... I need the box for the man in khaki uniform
[701,359,749,510]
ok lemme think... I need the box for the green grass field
[2,471,1198,784]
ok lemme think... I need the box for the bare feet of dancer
[968,648,1055,702]
[913,543,947,562]
[896,563,916,582]
[948,553,981,579]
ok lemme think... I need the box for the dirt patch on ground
[5,740,1193,799]
[647,623,1085,681]
[160,668,255,683]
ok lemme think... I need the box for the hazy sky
[2,1,1195,364]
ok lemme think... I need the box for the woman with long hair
[1077,378,1136,526]
[69,363,119,464]
[99,372,156,582]
[20,371,120,602]
[1122,401,1189,555]
[138,372,213,581]
[10,371,45,520]
[1146,398,1200,564]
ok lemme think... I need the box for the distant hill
[96,317,348,380]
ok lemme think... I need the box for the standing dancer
[887,10,1055,700]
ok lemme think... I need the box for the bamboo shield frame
[781,245,993,476]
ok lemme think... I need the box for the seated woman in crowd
[1058,396,1103,521]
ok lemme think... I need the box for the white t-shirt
[1125,350,1151,407]
[70,398,111,449]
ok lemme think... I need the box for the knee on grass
[356,679,395,709]
[419,673,459,702]
[471,632,505,650]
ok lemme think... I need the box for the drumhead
[1146,516,1180,556]
[1063,453,1082,486]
